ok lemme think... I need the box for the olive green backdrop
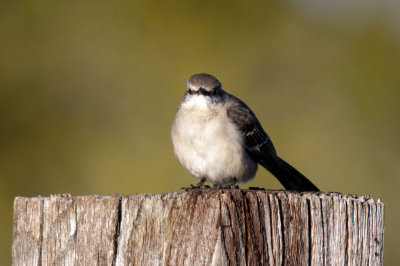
[1,1,399,264]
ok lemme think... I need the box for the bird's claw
[181,178,210,191]
[214,184,239,189]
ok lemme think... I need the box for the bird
[171,73,319,192]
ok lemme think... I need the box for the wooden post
[12,190,384,265]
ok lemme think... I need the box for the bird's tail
[258,152,319,192]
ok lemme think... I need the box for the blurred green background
[1,0,399,264]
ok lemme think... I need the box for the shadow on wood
[12,190,384,265]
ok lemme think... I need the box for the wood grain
[12,190,384,265]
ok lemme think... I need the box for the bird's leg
[196,177,207,188]
[182,177,210,191]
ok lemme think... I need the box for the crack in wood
[112,196,122,266]
[319,196,326,265]
[307,198,312,266]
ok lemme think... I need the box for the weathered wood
[12,190,384,265]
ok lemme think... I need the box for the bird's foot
[182,178,210,191]
[191,177,210,188]
[214,184,240,190]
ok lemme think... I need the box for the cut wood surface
[12,190,384,265]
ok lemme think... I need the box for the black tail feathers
[258,154,319,192]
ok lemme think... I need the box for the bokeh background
[1,0,399,264]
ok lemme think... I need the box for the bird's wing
[226,94,319,191]
[225,94,276,155]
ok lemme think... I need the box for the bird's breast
[171,101,257,185]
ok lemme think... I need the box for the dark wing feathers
[225,95,276,155]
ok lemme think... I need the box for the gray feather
[226,94,276,154]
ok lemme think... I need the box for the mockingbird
[171,73,319,191]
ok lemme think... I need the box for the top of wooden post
[12,189,384,265]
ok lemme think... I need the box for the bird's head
[185,73,222,96]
